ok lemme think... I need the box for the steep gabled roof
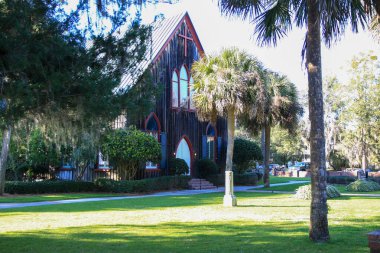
[117,12,204,92]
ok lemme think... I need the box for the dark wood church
[118,12,228,178]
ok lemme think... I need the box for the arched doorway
[176,137,192,175]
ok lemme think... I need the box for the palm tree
[241,72,302,188]
[217,0,377,242]
[192,47,266,207]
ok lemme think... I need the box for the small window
[172,71,179,108]
[145,113,161,169]
[180,66,189,108]
[206,124,216,161]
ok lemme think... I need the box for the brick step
[188,178,217,190]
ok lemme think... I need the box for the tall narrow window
[145,113,161,169]
[180,66,189,108]
[189,76,195,109]
[172,71,179,108]
[206,124,216,161]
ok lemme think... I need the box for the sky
[141,0,379,94]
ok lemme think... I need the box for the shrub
[102,127,161,180]
[4,181,96,194]
[294,184,341,200]
[233,138,262,174]
[327,176,356,185]
[346,180,380,192]
[95,176,191,193]
[329,150,349,171]
[206,173,259,186]
[194,159,219,178]
[168,158,189,175]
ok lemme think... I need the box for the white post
[223,170,237,206]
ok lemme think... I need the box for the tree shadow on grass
[0,192,286,214]
[0,222,370,253]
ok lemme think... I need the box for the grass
[0,191,379,253]
[0,193,126,203]
[258,175,310,185]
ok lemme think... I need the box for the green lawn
[258,176,310,185]
[0,193,126,203]
[0,191,379,253]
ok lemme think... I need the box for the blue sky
[141,0,379,93]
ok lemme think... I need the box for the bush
[194,159,219,178]
[95,176,191,193]
[206,173,259,186]
[168,158,189,175]
[294,184,341,200]
[327,176,356,185]
[346,180,380,192]
[4,180,96,194]
[102,127,161,180]
[329,150,349,171]
[233,138,262,174]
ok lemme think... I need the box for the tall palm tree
[240,72,302,188]
[192,47,266,206]
[218,0,376,242]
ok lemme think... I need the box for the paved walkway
[3,180,379,209]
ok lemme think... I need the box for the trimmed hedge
[95,176,191,193]
[327,176,356,185]
[206,173,259,186]
[5,181,96,194]
[346,180,380,192]
[294,184,341,200]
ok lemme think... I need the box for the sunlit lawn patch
[0,191,379,253]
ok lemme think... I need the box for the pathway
[8,180,377,210]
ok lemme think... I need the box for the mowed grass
[258,176,310,185]
[0,193,126,203]
[0,192,379,253]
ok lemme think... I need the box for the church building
[121,12,228,177]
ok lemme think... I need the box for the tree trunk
[263,125,271,188]
[261,128,265,161]
[307,0,330,242]
[226,107,235,172]
[0,126,12,195]
[223,107,237,206]
[361,128,368,171]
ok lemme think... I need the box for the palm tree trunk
[226,107,235,172]
[263,125,271,188]
[0,126,12,195]
[307,0,330,242]
[223,107,237,206]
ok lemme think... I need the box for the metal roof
[116,12,203,93]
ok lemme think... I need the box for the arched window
[179,66,189,108]
[206,124,216,161]
[172,71,179,108]
[145,113,161,169]
[189,76,195,109]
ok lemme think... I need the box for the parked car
[289,162,310,171]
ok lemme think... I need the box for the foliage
[327,176,356,185]
[206,173,259,186]
[233,138,262,174]
[346,180,380,192]
[94,176,191,193]
[168,158,189,176]
[194,159,219,179]
[295,185,341,200]
[328,150,349,171]
[102,127,161,180]
[4,181,96,194]
[338,53,380,168]
[270,125,304,165]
